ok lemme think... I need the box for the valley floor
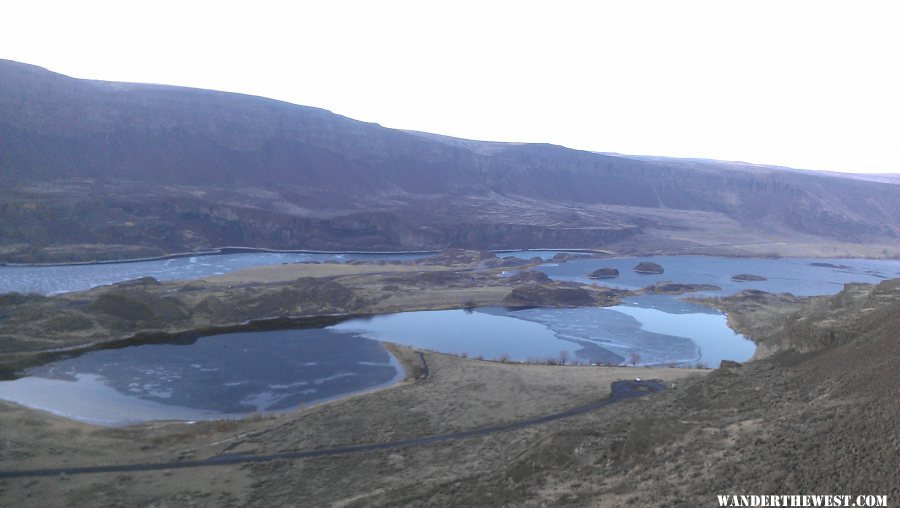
[0,261,896,507]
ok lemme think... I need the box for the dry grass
[370,287,512,313]
[0,346,703,507]
[205,262,451,285]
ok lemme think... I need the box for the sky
[2,0,898,174]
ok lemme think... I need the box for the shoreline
[0,246,441,268]
[0,246,611,268]
[0,313,358,379]
[3,245,896,268]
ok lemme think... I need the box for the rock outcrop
[642,282,721,294]
[504,271,552,284]
[588,267,620,278]
[731,274,767,282]
[503,285,595,307]
[809,262,852,269]
[633,262,664,274]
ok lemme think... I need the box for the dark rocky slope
[1,59,897,262]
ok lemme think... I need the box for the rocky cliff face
[1,59,897,261]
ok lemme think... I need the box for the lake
[332,295,752,368]
[0,252,894,424]
[0,329,403,425]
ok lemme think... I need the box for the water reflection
[333,302,752,368]
[332,309,582,362]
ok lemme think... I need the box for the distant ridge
[0,59,897,263]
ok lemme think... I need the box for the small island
[731,274,767,282]
[633,261,664,274]
[810,262,852,269]
[588,267,620,279]
[642,281,721,295]
[551,252,595,262]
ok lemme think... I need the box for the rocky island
[640,281,721,295]
[810,262,852,269]
[633,261,664,274]
[588,267,620,278]
[731,273,767,282]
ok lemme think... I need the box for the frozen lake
[0,329,403,425]
[333,295,752,368]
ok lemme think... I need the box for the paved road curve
[0,380,664,479]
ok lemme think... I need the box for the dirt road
[0,380,663,479]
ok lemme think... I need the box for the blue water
[537,256,897,296]
[0,249,590,296]
[331,309,583,362]
[613,296,754,367]
[0,251,431,295]
[333,298,752,368]
[3,250,891,297]
[0,329,403,425]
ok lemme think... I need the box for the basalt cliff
[1,59,897,263]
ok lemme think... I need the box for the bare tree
[629,351,641,366]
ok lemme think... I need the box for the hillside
[0,274,895,506]
[1,59,897,262]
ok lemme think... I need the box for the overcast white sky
[2,1,898,173]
